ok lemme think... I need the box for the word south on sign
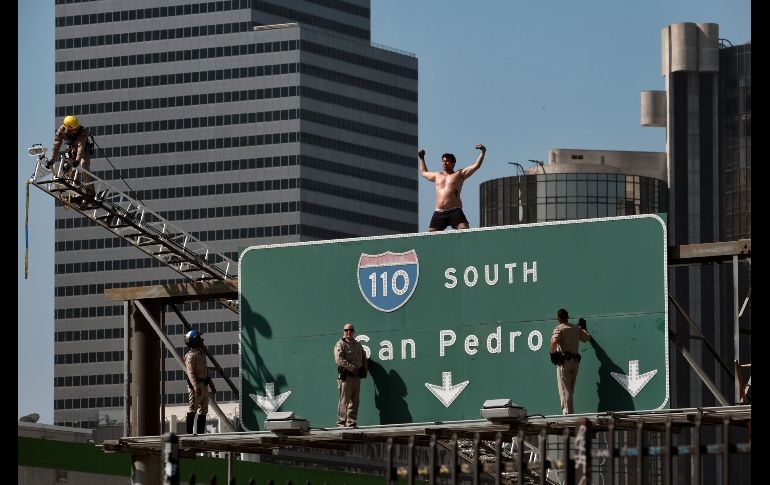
[443,261,538,288]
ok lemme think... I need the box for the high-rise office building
[52,0,418,428]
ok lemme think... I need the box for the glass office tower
[480,172,668,226]
[719,42,751,242]
[480,148,668,226]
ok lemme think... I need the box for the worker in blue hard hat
[184,329,215,434]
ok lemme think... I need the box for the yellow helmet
[63,115,80,130]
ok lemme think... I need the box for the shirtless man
[419,144,486,231]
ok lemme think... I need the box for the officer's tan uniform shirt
[334,338,367,374]
[552,323,590,353]
[185,348,208,387]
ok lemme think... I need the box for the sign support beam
[134,300,236,432]
[668,327,730,406]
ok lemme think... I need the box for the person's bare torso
[435,171,464,209]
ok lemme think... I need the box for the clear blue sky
[18,0,750,423]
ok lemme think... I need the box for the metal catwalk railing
[381,416,751,485]
[106,406,750,485]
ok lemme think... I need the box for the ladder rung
[97,214,131,225]
[180,266,209,273]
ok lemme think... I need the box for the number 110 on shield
[357,250,420,313]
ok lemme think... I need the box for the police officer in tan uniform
[334,323,368,427]
[49,115,94,194]
[550,309,590,415]
[184,329,215,434]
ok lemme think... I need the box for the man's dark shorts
[429,208,469,230]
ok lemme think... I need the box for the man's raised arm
[418,149,437,181]
[461,144,486,179]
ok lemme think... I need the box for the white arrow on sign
[249,382,292,414]
[611,360,658,397]
[425,372,469,408]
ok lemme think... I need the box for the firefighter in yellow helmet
[49,115,94,194]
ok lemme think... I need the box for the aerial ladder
[27,143,241,432]
[26,144,238,313]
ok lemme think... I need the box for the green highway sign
[239,215,668,430]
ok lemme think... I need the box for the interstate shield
[357,250,419,312]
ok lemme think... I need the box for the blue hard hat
[184,329,204,347]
